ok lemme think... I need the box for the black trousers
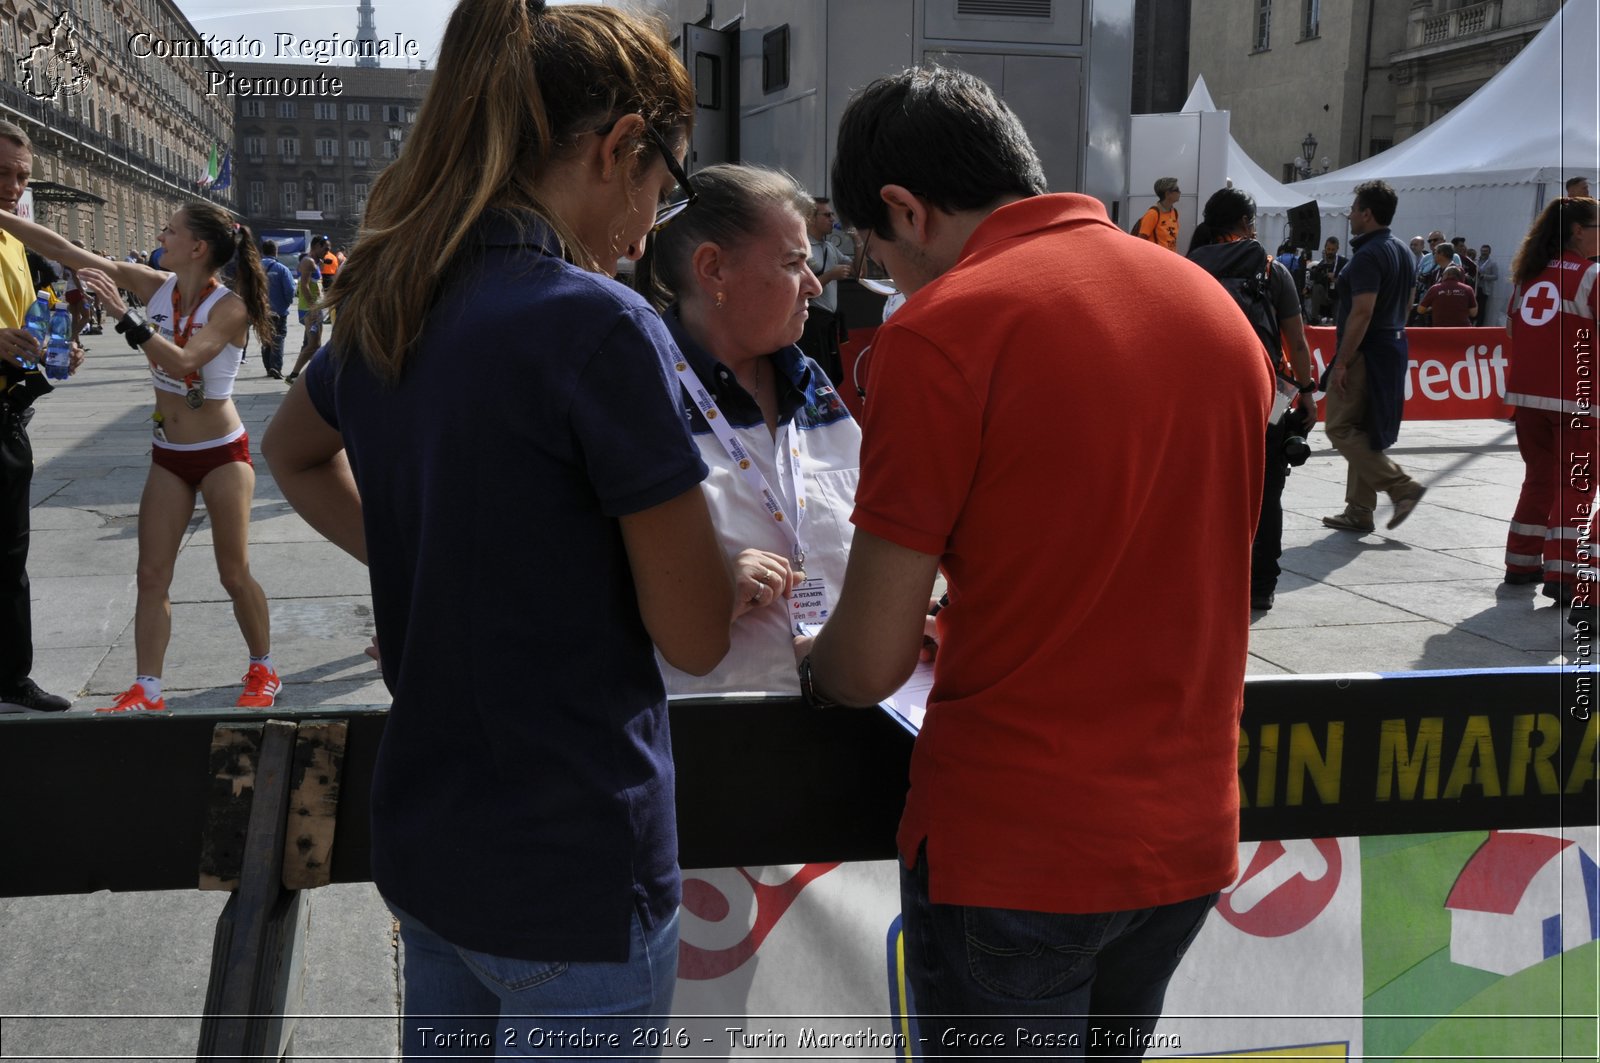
[1253,415,1295,598]
[0,405,34,687]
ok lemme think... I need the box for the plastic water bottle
[44,307,72,381]
[19,292,49,370]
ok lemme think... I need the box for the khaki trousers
[1322,354,1420,516]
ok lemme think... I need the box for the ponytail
[229,222,274,350]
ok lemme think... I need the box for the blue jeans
[900,846,1215,1059]
[391,902,679,1060]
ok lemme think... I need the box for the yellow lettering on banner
[1256,723,1280,808]
[1376,718,1444,801]
[1442,715,1501,799]
[1237,728,1250,809]
[1286,722,1343,805]
[1506,713,1562,796]
[1566,714,1599,794]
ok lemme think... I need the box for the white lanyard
[656,347,808,567]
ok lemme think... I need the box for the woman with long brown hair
[0,200,279,710]
[263,0,733,1044]
[1501,195,1600,629]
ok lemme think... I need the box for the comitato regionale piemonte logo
[21,11,90,103]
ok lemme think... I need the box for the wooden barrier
[0,670,1595,1060]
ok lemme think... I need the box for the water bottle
[44,307,72,381]
[19,292,49,370]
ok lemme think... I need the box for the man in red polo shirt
[796,68,1271,1047]
[1418,264,1478,327]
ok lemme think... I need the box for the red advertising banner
[840,326,1517,422]
[1306,326,1515,421]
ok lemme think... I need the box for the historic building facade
[1187,0,1558,181]
[0,0,232,254]
[227,62,431,247]
[1387,0,1562,142]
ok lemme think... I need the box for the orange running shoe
[236,662,282,708]
[98,683,166,713]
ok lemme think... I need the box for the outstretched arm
[0,210,166,302]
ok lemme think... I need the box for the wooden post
[196,720,303,1062]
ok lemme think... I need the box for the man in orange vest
[317,236,338,289]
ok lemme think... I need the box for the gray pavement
[0,315,1575,1061]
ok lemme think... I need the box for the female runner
[0,201,278,710]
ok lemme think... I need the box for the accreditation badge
[787,577,829,633]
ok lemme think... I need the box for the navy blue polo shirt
[1336,227,1417,347]
[301,212,708,962]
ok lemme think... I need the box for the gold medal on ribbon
[185,385,205,409]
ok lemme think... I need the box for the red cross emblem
[1520,280,1561,327]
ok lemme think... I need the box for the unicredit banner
[842,326,1518,422]
[1300,327,1509,420]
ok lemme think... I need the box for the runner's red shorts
[151,431,252,489]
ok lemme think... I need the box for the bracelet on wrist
[797,655,840,710]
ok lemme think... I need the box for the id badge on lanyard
[656,348,825,633]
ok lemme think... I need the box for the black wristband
[114,307,147,335]
[116,308,153,349]
[1297,380,1318,395]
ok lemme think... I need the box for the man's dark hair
[830,66,1047,242]
[1353,180,1399,226]
[1190,186,1256,249]
[1568,176,1589,193]
[1451,236,1467,247]
[262,240,278,256]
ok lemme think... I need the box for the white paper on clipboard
[880,660,934,734]
[797,623,933,734]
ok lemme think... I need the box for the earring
[715,291,725,309]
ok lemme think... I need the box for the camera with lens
[1280,404,1312,467]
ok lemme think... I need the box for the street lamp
[1292,133,1329,180]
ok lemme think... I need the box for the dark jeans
[1253,413,1297,598]
[0,405,34,688]
[900,846,1215,1059]
[263,313,288,373]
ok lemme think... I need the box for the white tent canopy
[1288,0,1598,266]
[1181,78,1327,214]
[1179,76,1347,249]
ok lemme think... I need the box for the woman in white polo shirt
[640,164,863,695]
